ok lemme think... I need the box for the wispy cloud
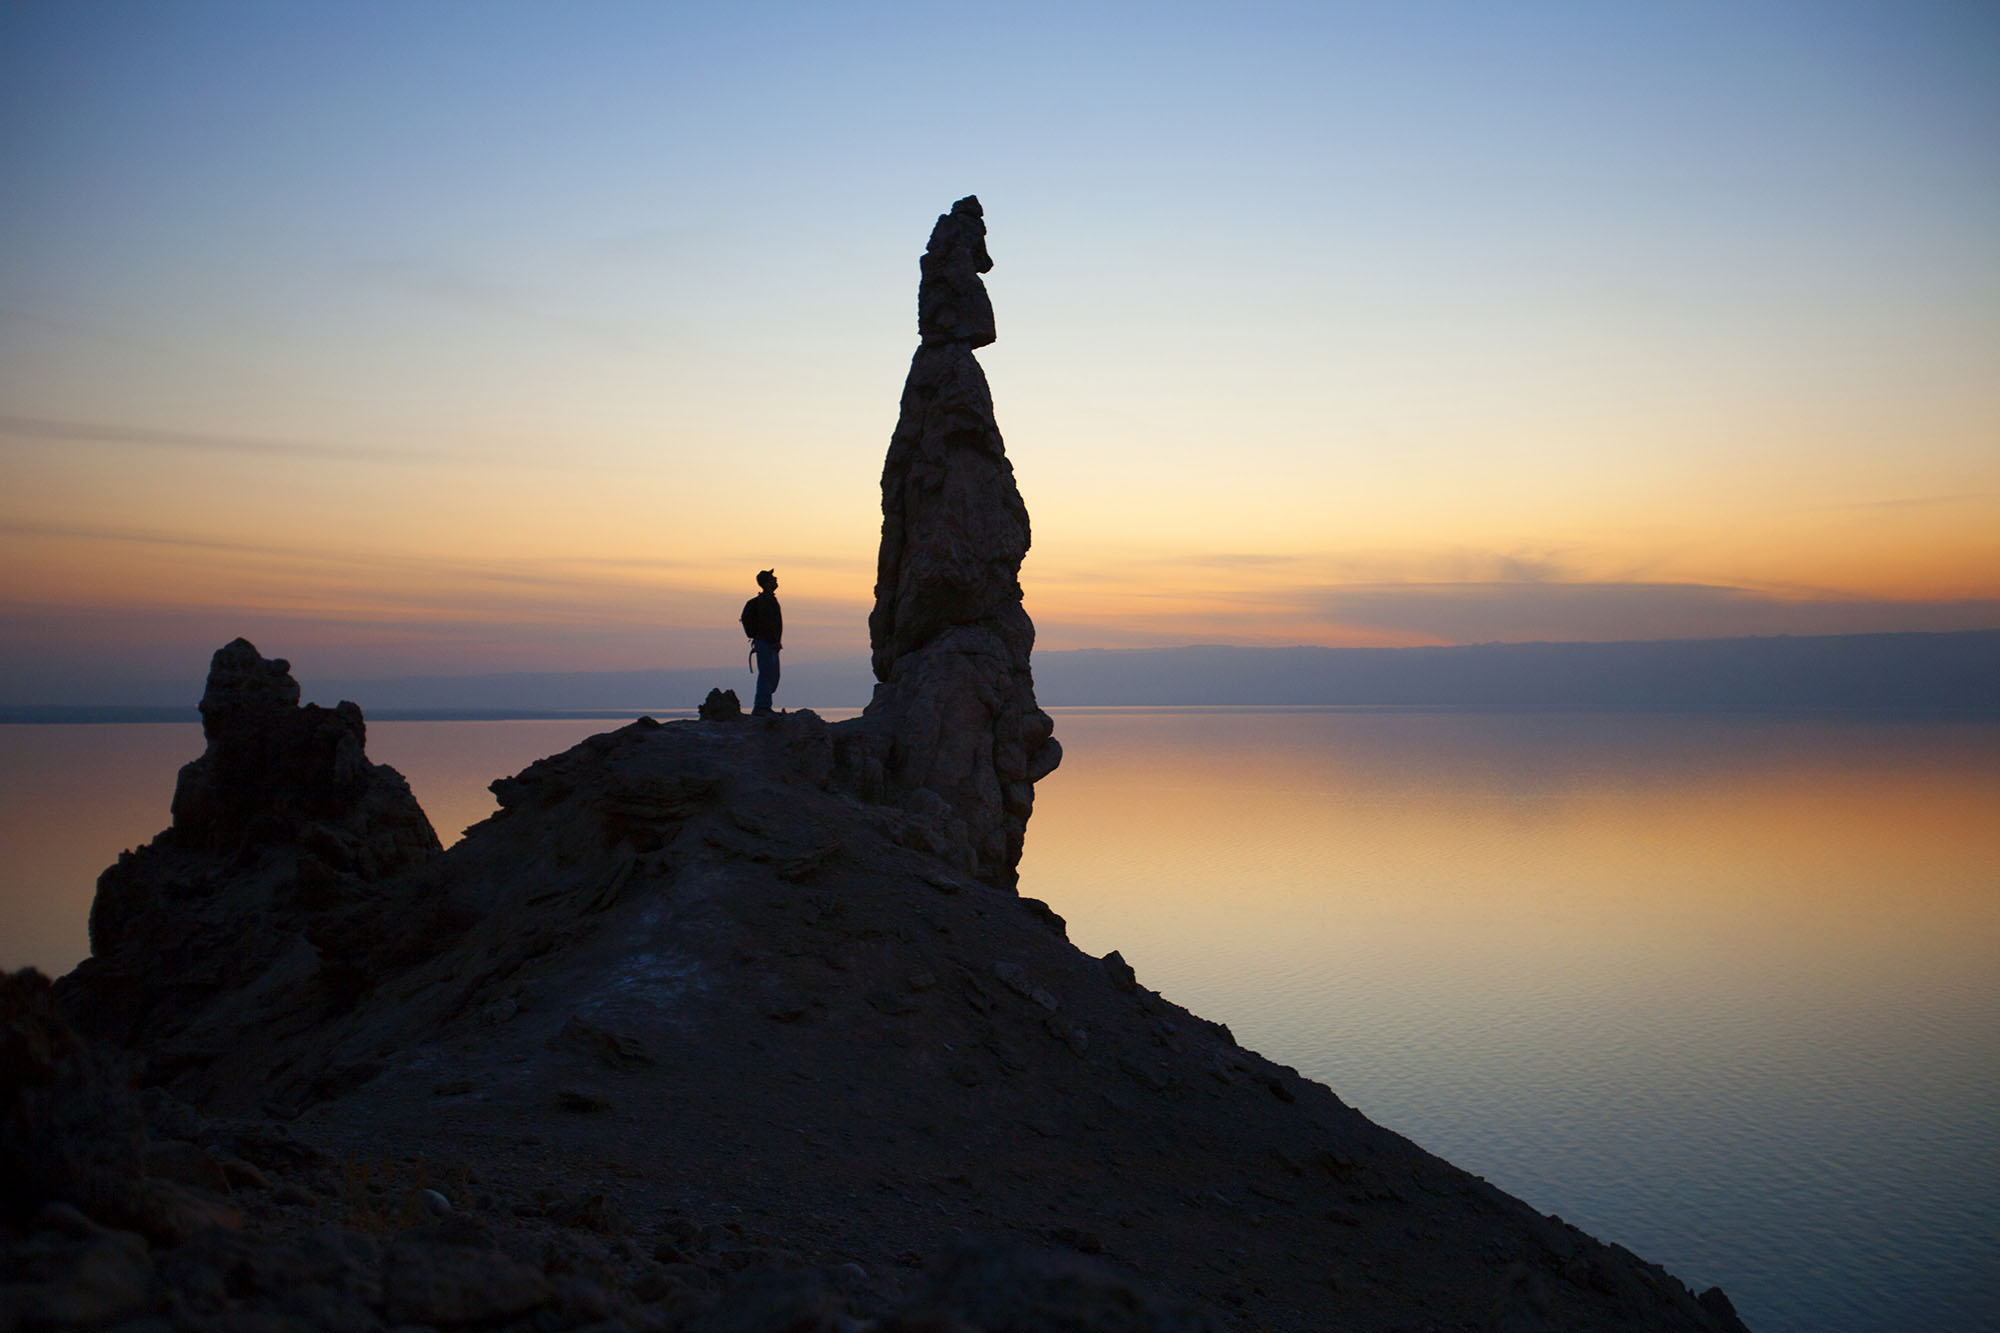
[349,258,537,318]
[348,256,669,356]
[0,413,448,465]
[1798,492,2000,513]
[1185,552,1304,568]
[0,516,684,609]
[1316,581,2000,643]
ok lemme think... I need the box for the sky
[3,1,1997,700]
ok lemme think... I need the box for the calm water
[2,710,1995,1331]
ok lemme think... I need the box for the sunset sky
[3,1,1997,700]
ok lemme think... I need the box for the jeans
[751,639,780,713]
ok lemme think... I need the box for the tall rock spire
[847,196,1060,889]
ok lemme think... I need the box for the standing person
[740,569,783,715]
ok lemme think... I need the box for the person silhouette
[740,569,783,715]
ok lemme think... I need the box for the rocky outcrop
[697,688,742,722]
[837,196,1060,891]
[1,969,244,1250]
[43,683,1749,1331]
[163,637,438,877]
[55,639,441,1052]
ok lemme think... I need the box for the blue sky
[2,1,1996,696]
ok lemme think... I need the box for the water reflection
[0,722,202,978]
[1020,709,2000,1333]
[0,719,617,978]
[3,710,1995,1330]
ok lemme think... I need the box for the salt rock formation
[163,638,438,876]
[841,196,1060,890]
[57,639,441,1049]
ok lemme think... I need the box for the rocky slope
[11,662,1752,1331]
[6,198,1754,1332]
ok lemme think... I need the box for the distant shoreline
[7,701,1999,726]
[6,628,1997,721]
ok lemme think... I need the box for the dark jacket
[740,591,782,647]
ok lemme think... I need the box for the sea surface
[2,709,1995,1332]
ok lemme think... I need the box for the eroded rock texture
[57,639,441,1053]
[843,196,1060,890]
[165,638,437,879]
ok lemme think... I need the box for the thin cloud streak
[2,517,872,608]
[0,414,450,465]
[1798,492,2000,513]
[0,517,708,610]
[1316,581,2000,643]
[349,256,675,358]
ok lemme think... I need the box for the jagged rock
[165,637,438,876]
[1699,1285,1754,1333]
[699,687,743,721]
[838,196,1061,890]
[917,191,997,349]
[1101,949,1140,994]
[54,639,442,1059]
[1,968,239,1245]
[549,1014,654,1071]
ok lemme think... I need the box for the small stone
[383,1239,553,1325]
[423,1188,452,1217]
[698,687,743,721]
[1049,1226,1103,1255]
[1101,950,1140,994]
[219,1157,271,1190]
[1017,897,1067,937]
[143,1139,231,1193]
[993,961,1058,1013]
[867,989,919,1016]
[549,1014,653,1071]
[1044,1015,1089,1056]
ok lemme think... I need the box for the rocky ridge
[9,666,1751,1331]
[6,198,1754,1332]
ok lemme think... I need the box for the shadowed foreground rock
[27,673,1751,1330]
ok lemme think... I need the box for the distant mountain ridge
[6,629,1996,721]
[1036,628,2000,712]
